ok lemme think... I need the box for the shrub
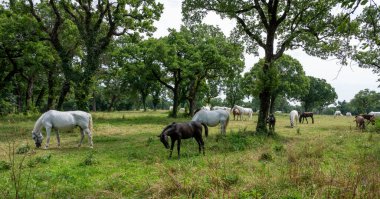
[16,144,30,154]
[0,160,11,171]
[81,152,98,166]
[259,152,273,162]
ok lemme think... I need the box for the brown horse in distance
[232,108,241,120]
[355,115,365,130]
[299,112,314,124]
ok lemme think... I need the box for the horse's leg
[198,135,205,155]
[220,121,224,134]
[305,117,308,124]
[195,136,202,154]
[177,139,181,159]
[56,130,61,148]
[45,127,52,149]
[311,116,314,124]
[169,139,175,159]
[78,128,85,147]
[84,128,94,148]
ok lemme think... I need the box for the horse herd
[31,108,379,159]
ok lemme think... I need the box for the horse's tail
[201,123,208,137]
[225,113,230,131]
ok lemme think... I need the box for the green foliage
[16,144,30,154]
[28,154,52,167]
[350,89,380,114]
[300,76,337,111]
[0,160,11,171]
[259,152,273,162]
[81,152,98,166]
[244,55,310,103]
[353,5,380,82]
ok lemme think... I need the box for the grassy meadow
[0,111,379,198]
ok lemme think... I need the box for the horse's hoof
[44,146,48,150]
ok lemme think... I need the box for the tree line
[1,0,379,135]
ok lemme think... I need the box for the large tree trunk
[108,95,117,112]
[257,91,271,134]
[171,85,180,117]
[256,56,274,134]
[269,95,276,114]
[188,97,195,116]
[74,80,91,111]
[56,81,70,110]
[141,93,147,112]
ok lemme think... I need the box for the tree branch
[235,15,266,48]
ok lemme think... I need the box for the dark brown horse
[360,114,375,125]
[232,108,241,120]
[159,121,208,159]
[266,114,276,132]
[299,112,314,124]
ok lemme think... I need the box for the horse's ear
[171,122,176,125]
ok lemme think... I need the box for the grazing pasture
[0,111,379,198]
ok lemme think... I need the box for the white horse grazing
[233,105,253,120]
[212,106,231,112]
[192,109,229,135]
[346,112,352,116]
[369,111,380,117]
[289,110,298,128]
[32,110,93,149]
[334,110,343,118]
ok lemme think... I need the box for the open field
[0,111,379,198]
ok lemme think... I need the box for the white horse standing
[346,112,352,116]
[32,110,93,149]
[289,110,299,127]
[369,111,380,117]
[192,109,230,135]
[334,110,343,118]
[233,105,253,120]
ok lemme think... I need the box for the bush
[81,152,98,166]
[0,160,11,171]
[16,144,30,154]
[259,152,273,162]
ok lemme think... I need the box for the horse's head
[32,131,43,148]
[158,123,175,149]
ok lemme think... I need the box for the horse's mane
[32,112,46,132]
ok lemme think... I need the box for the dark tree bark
[35,86,45,108]
[152,69,182,117]
[56,81,70,110]
[46,70,55,110]
[108,95,117,112]
[28,0,77,110]
[269,95,276,114]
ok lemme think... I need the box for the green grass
[0,111,379,198]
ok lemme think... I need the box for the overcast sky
[153,0,380,102]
